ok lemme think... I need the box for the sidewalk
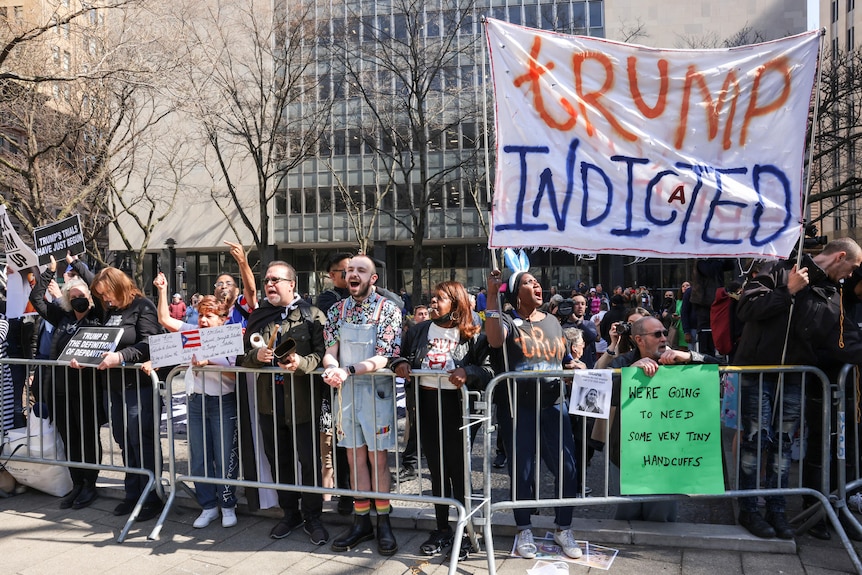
[1,484,859,575]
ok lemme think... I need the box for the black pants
[259,395,323,519]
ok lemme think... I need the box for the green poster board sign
[620,364,724,495]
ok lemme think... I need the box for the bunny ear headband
[503,248,531,292]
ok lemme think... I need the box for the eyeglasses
[214,281,235,288]
[640,329,669,338]
[263,276,293,285]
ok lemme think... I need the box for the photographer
[594,307,652,369]
[558,295,597,368]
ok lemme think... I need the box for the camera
[615,321,632,337]
[555,298,574,318]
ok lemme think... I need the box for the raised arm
[153,272,183,332]
[226,240,258,310]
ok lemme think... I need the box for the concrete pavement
[1,483,860,575]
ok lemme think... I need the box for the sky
[808,0,818,30]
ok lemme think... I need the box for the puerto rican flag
[181,330,201,349]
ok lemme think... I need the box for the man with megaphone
[241,260,330,546]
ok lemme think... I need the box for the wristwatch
[348,365,357,375]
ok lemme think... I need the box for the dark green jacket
[242,302,326,425]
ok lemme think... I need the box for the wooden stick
[266,325,280,350]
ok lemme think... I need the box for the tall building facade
[123,0,809,301]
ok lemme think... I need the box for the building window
[52,45,60,65]
[834,0,840,22]
[13,6,22,22]
[849,0,856,11]
[62,50,71,71]
[849,26,855,51]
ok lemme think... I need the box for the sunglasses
[263,277,293,285]
[640,329,669,338]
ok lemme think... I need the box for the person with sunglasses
[610,316,721,522]
[607,315,720,522]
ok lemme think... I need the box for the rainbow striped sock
[374,500,391,515]
[354,499,371,516]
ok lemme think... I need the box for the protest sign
[619,364,723,494]
[33,215,86,265]
[569,369,612,418]
[0,204,39,271]
[148,323,244,369]
[485,19,819,259]
[57,327,124,366]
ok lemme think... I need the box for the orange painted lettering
[513,36,577,131]
[675,65,742,150]
[627,56,668,119]
[573,51,637,141]
[740,57,792,145]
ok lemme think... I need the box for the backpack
[710,287,735,355]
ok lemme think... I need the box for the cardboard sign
[619,364,723,495]
[57,327,124,366]
[33,214,86,265]
[148,323,245,369]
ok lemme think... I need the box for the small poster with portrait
[569,370,612,419]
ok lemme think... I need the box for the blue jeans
[738,374,802,513]
[497,396,579,528]
[188,392,239,509]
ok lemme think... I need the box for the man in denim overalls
[322,255,402,555]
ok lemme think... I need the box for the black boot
[331,514,374,552]
[73,479,98,510]
[765,511,795,540]
[738,510,776,538]
[59,484,83,510]
[376,513,398,556]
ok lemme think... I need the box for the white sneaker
[553,528,583,559]
[515,528,537,559]
[221,507,237,528]
[193,507,220,528]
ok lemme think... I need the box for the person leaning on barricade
[485,250,583,561]
[153,272,239,529]
[78,266,164,521]
[321,254,402,556]
[241,261,330,545]
[608,316,721,522]
[735,237,862,540]
[390,280,493,561]
[29,254,105,510]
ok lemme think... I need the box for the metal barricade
[0,358,164,543]
[477,366,862,575]
[831,364,862,545]
[151,365,479,575]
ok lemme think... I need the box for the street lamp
[425,257,433,303]
[165,238,177,295]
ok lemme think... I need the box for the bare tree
[175,0,330,266]
[0,0,179,270]
[808,48,862,232]
[333,0,484,304]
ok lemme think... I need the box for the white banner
[0,204,39,271]
[486,19,820,259]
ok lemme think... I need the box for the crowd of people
[3,237,862,558]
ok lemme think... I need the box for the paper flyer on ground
[509,534,618,570]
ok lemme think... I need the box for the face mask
[70,297,90,313]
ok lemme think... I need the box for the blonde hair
[59,278,92,312]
